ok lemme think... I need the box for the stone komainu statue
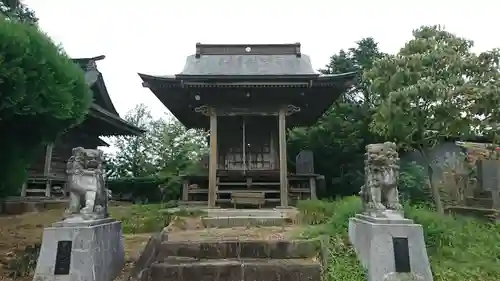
[359,142,403,213]
[65,147,110,220]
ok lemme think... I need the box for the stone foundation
[348,215,433,281]
[33,218,125,281]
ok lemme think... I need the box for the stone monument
[33,147,125,281]
[348,142,433,281]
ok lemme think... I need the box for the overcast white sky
[24,0,500,118]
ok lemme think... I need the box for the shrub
[0,19,92,197]
[296,197,500,281]
[399,162,433,207]
[108,175,181,203]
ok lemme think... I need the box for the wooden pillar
[44,143,53,197]
[208,108,218,207]
[309,177,317,200]
[182,179,189,202]
[278,108,288,207]
[21,182,27,197]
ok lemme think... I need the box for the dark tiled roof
[72,55,145,136]
[180,54,317,76]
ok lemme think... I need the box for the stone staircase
[130,232,325,281]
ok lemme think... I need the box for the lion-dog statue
[65,147,110,220]
[359,142,403,215]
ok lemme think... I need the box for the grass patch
[111,204,167,234]
[110,204,207,234]
[296,197,500,281]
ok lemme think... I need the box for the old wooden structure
[140,43,356,208]
[21,56,144,197]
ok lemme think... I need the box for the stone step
[158,240,320,260]
[148,258,321,281]
[466,197,493,208]
[202,216,288,228]
[206,208,288,217]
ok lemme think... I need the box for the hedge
[107,176,181,203]
[0,18,92,198]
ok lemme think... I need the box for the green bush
[399,163,433,207]
[0,19,91,197]
[108,175,181,203]
[296,197,500,281]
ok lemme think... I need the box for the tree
[0,16,92,197]
[0,0,38,25]
[149,114,207,177]
[110,104,207,179]
[288,38,385,197]
[111,104,156,177]
[365,25,500,214]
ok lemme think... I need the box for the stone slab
[348,217,433,281]
[355,214,414,225]
[149,259,321,281]
[157,240,320,260]
[202,216,287,228]
[52,217,116,227]
[33,219,125,281]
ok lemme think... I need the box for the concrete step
[202,216,288,228]
[466,197,493,208]
[158,240,320,260]
[206,208,288,217]
[149,258,321,281]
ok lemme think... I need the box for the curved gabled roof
[72,55,145,136]
[137,43,358,129]
[180,54,317,76]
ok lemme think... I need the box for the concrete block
[33,219,125,281]
[348,215,433,281]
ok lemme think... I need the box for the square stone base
[33,218,125,281]
[348,215,433,281]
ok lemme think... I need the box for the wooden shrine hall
[139,43,356,208]
[21,55,144,198]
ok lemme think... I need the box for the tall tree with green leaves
[365,25,500,213]
[288,38,385,196]
[111,104,156,177]
[110,104,207,179]
[149,113,207,177]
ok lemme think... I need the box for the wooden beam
[208,107,218,207]
[278,108,288,207]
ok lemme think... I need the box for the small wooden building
[139,43,356,208]
[22,55,144,197]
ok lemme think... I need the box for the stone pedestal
[33,218,125,281]
[348,214,433,281]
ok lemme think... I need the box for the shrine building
[139,43,356,208]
